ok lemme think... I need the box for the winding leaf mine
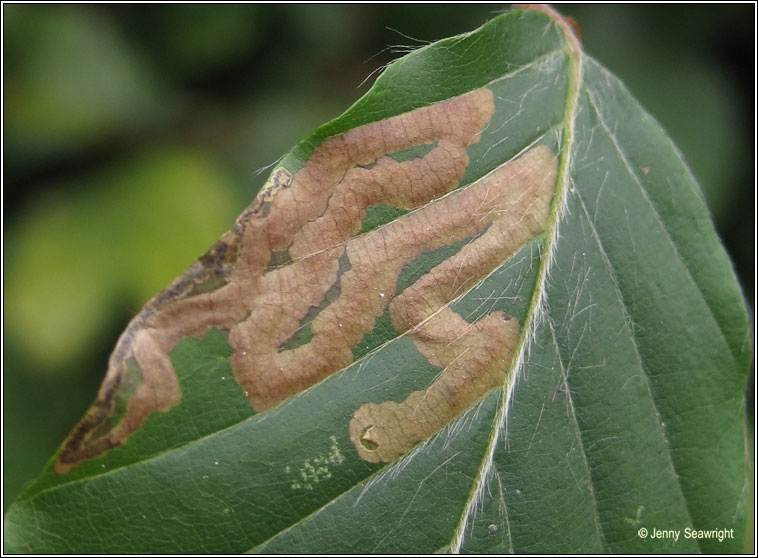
[55,87,558,473]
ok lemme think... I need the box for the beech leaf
[5,6,751,554]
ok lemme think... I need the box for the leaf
[4,6,751,554]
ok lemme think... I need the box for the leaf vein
[572,185,696,535]
[583,77,736,366]
[546,314,606,547]
[449,9,583,552]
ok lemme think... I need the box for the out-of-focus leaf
[4,5,163,156]
[4,6,751,554]
[5,148,238,373]
[157,5,261,77]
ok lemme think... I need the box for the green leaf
[4,6,751,554]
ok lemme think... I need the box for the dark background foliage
[4,4,753,509]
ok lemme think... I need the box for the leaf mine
[55,84,557,473]
[349,146,556,462]
[3,7,744,555]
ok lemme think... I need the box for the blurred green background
[4,4,753,508]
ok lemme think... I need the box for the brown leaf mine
[229,89,497,412]
[55,85,557,473]
[349,146,557,462]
